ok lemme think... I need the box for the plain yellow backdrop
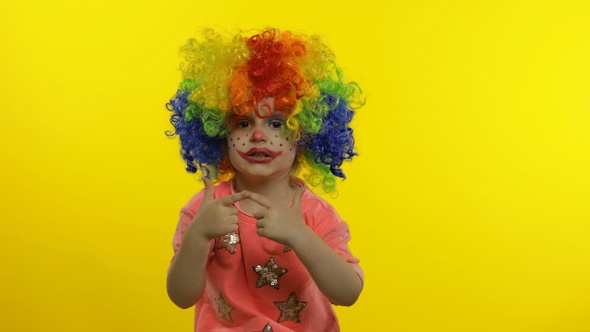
[1,0,590,331]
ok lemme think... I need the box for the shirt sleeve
[321,219,364,283]
[172,190,206,253]
[302,194,365,284]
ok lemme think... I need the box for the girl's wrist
[185,221,214,245]
[288,225,316,252]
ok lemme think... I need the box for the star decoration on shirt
[216,232,240,254]
[274,292,307,323]
[214,293,234,322]
[251,322,273,332]
[253,257,288,289]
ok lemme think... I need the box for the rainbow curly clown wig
[166,28,363,193]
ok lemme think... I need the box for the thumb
[202,177,215,201]
[291,185,305,208]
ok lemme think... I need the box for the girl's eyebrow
[230,114,252,121]
[267,114,286,121]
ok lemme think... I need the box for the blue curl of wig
[307,94,357,179]
[166,89,224,177]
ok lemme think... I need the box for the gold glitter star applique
[253,257,288,289]
[216,232,240,254]
[214,293,234,322]
[274,292,307,324]
[251,322,273,332]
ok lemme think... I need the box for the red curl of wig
[229,29,310,117]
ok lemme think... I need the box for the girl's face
[227,96,298,182]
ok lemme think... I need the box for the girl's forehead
[255,96,275,118]
[230,112,285,121]
[230,96,281,119]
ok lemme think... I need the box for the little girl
[166,28,364,332]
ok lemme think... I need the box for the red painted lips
[238,148,283,164]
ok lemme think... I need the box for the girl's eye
[269,120,283,129]
[237,121,250,128]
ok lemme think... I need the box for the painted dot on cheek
[242,143,245,146]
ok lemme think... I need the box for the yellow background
[1,1,589,331]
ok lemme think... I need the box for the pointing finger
[202,177,215,202]
[246,192,273,208]
[220,191,251,206]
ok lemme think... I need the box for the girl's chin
[233,169,291,181]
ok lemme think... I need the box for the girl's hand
[187,177,250,241]
[248,185,364,306]
[249,186,309,247]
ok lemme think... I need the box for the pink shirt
[172,181,363,331]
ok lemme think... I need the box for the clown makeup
[227,96,298,181]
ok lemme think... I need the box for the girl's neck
[232,174,297,211]
[234,174,295,197]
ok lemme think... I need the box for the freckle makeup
[227,111,296,165]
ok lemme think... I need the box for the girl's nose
[251,129,266,142]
